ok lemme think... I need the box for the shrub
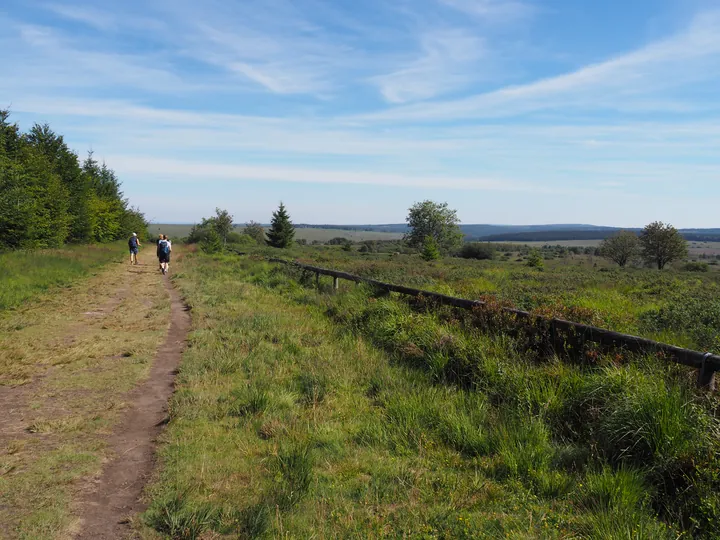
[526,249,544,269]
[458,243,495,260]
[640,297,720,352]
[683,261,709,272]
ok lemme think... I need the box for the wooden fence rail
[267,257,719,390]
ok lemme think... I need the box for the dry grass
[0,258,171,539]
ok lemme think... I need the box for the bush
[458,243,495,260]
[683,261,709,272]
[640,297,720,352]
[327,237,350,246]
[526,249,544,269]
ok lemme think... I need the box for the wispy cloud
[371,29,487,103]
[43,3,114,30]
[438,0,535,21]
[0,22,189,95]
[364,10,720,120]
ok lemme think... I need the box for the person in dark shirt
[128,233,141,265]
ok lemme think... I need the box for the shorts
[159,254,169,263]
[130,248,138,255]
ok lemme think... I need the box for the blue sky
[1,0,719,226]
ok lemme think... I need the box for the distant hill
[294,224,720,243]
[294,223,620,237]
[476,229,720,243]
[156,223,720,244]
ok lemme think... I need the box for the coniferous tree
[0,110,147,250]
[266,202,295,248]
[421,235,441,261]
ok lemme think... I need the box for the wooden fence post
[698,353,716,391]
[333,276,339,291]
[315,272,320,289]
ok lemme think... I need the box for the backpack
[128,237,138,249]
[159,240,170,255]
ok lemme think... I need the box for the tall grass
[254,254,720,537]
[0,244,121,310]
[143,253,720,539]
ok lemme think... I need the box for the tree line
[188,203,295,253]
[0,111,146,250]
[191,200,691,270]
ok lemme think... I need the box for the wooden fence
[268,257,719,390]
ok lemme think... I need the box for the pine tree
[0,110,147,250]
[201,228,223,254]
[421,235,441,261]
[266,202,295,248]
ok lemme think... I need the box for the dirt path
[73,276,190,539]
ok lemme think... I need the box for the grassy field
[0,244,123,311]
[241,244,720,353]
[139,251,720,539]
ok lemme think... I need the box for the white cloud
[2,23,189,94]
[43,3,115,30]
[107,155,529,191]
[363,10,720,120]
[372,29,487,103]
[438,0,534,21]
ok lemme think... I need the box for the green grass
[246,244,720,353]
[0,244,122,310]
[141,253,720,539]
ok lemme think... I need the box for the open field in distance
[151,224,403,242]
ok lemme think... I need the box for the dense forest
[0,110,146,250]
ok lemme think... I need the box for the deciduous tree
[244,221,266,244]
[599,231,640,267]
[405,200,463,253]
[639,222,688,270]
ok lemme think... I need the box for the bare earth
[73,276,189,539]
[0,253,188,539]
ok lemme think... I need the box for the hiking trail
[72,275,190,539]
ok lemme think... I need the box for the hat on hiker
[132,232,137,237]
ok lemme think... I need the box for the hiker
[128,233,141,265]
[156,234,164,272]
[163,235,173,272]
[157,235,171,275]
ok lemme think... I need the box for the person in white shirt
[164,235,173,272]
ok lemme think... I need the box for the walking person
[158,235,171,275]
[128,233,141,265]
[163,235,173,273]
[156,234,164,273]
